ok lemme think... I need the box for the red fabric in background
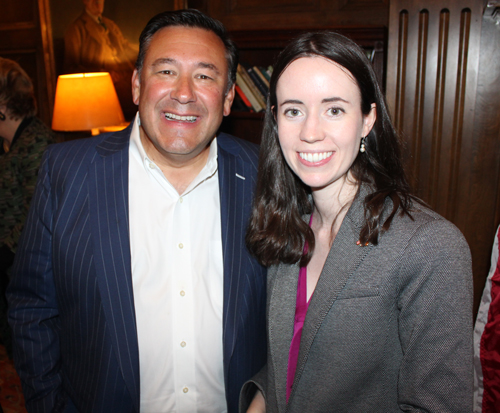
[480,229,500,412]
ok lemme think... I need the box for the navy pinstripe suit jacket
[7,124,267,413]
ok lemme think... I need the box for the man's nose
[170,75,196,104]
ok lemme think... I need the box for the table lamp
[52,72,125,136]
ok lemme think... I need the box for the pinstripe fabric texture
[8,125,266,413]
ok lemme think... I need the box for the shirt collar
[9,117,33,151]
[85,8,102,24]
[130,112,218,195]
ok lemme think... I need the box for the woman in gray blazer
[243,32,473,412]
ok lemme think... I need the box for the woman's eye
[328,107,343,116]
[285,108,301,117]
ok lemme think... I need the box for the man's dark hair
[136,9,238,92]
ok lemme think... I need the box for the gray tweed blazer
[241,185,473,412]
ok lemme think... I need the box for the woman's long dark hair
[246,32,413,267]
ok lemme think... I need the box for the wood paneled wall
[205,0,389,30]
[0,0,56,126]
[386,0,500,316]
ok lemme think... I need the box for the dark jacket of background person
[0,117,55,254]
[0,57,55,358]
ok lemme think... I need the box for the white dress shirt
[128,115,226,412]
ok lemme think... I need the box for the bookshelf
[220,27,387,144]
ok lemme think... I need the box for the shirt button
[178,243,183,249]
[183,387,189,393]
[179,197,184,203]
[180,341,186,347]
[180,290,185,297]
[149,163,155,169]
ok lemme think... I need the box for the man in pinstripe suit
[7,10,266,413]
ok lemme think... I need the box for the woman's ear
[362,103,377,137]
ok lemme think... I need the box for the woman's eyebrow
[279,99,303,106]
[322,97,350,104]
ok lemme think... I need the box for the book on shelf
[234,84,254,112]
[245,65,269,97]
[364,48,375,62]
[236,71,264,112]
[254,66,270,88]
[237,64,266,110]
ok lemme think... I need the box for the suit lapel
[217,136,253,385]
[273,187,375,408]
[292,216,373,396]
[83,13,105,45]
[88,126,140,411]
[267,262,300,413]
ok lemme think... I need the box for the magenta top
[286,217,313,401]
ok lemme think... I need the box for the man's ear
[132,69,141,105]
[223,83,236,117]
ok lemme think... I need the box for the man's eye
[159,70,173,75]
[198,74,212,80]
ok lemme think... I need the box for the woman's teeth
[299,152,333,163]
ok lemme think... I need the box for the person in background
[64,0,138,119]
[8,10,266,413]
[0,57,55,356]
[243,31,473,412]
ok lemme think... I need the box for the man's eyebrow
[151,58,176,67]
[151,58,221,75]
[197,62,221,75]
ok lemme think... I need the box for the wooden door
[0,0,56,126]
[386,0,500,316]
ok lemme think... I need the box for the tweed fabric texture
[242,184,473,412]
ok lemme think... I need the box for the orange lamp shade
[52,72,125,134]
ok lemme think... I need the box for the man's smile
[164,112,198,123]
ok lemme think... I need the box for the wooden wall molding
[0,22,37,31]
[1,0,56,126]
[386,0,500,316]
[207,0,389,30]
[339,0,389,11]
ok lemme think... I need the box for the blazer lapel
[267,262,300,413]
[289,187,374,406]
[217,137,254,384]
[82,12,105,45]
[88,125,140,411]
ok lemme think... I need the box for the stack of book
[233,63,273,113]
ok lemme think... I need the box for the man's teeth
[165,113,197,122]
[299,152,333,163]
